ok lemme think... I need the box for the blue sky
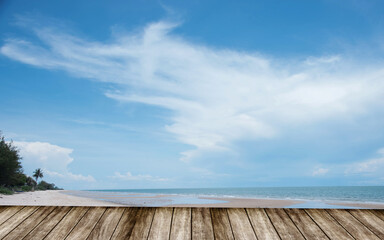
[1,0,384,190]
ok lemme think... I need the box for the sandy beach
[2,190,384,209]
[0,190,123,206]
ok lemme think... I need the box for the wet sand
[170,197,304,208]
[326,201,384,209]
[2,190,384,209]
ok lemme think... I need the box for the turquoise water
[89,186,384,203]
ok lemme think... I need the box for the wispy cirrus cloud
[2,17,384,161]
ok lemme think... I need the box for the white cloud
[2,18,384,161]
[13,141,95,182]
[111,172,170,182]
[345,148,384,175]
[312,167,329,176]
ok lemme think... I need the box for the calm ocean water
[89,186,384,203]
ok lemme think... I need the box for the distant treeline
[0,132,62,195]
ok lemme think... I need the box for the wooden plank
[265,208,305,240]
[306,209,353,240]
[349,209,384,239]
[246,208,280,240]
[44,207,89,240]
[110,208,139,240]
[3,206,56,240]
[192,208,214,240]
[0,206,39,239]
[372,210,384,221]
[227,208,257,240]
[128,207,156,240]
[87,207,125,240]
[285,208,328,240]
[0,206,23,226]
[170,207,191,240]
[210,208,234,240]
[65,207,106,240]
[0,206,6,214]
[327,209,380,240]
[148,207,173,240]
[23,206,72,240]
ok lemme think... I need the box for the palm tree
[33,168,43,184]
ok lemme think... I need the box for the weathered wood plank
[227,208,257,240]
[348,209,384,239]
[0,206,382,240]
[371,210,384,221]
[23,206,72,240]
[306,209,353,240]
[148,207,173,240]
[110,208,138,240]
[327,209,380,240]
[265,208,305,240]
[170,207,191,240]
[65,207,106,240]
[44,207,89,240]
[128,207,156,240]
[0,206,6,214]
[0,206,23,226]
[86,207,125,240]
[246,208,280,240]
[3,206,56,240]
[192,208,214,240]
[285,208,328,240]
[0,206,39,239]
[211,208,234,240]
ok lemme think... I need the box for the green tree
[0,132,23,187]
[33,168,44,183]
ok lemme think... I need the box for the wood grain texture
[192,208,214,240]
[65,207,106,240]
[110,208,139,240]
[23,206,72,240]
[285,208,328,240]
[148,207,173,240]
[227,208,257,240]
[372,210,384,221]
[0,206,23,226]
[0,206,382,240]
[327,209,379,240]
[170,207,191,240]
[3,206,56,240]
[306,209,353,240]
[0,206,39,239]
[128,207,156,240]
[44,206,89,240]
[87,207,125,240]
[265,208,305,240]
[246,208,280,240]
[211,208,234,240]
[348,209,384,239]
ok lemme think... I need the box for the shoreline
[1,190,384,208]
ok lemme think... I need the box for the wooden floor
[0,206,383,239]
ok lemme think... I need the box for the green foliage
[21,185,33,192]
[0,133,23,187]
[0,132,62,192]
[33,168,43,183]
[0,186,13,195]
[26,176,36,187]
[37,180,61,190]
[12,173,28,187]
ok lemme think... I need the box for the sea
[67,186,384,208]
